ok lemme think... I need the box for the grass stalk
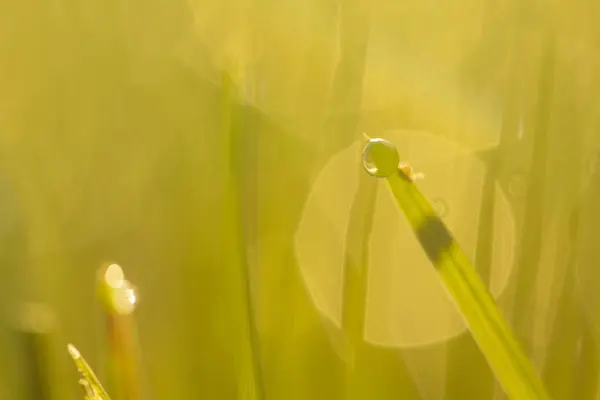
[220,71,265,400]
[97,263,141,400]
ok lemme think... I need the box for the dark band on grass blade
[415,215,455,264]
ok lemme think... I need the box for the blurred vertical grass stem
[220,71,265,400]
[361,136,550,400]
[17,303,61,400]
[97,263,140,400]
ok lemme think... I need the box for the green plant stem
[97,264,141,400]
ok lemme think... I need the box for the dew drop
[104,263,125,289]
[111,280,138,315]
[362,138,400,178]
[67,343,81,359]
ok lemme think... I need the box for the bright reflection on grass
[100,263,138,315]
[295,129,516,348]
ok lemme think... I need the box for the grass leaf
[362,136,551,400]
[67,344,112,400]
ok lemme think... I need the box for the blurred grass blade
[509,34,555,357]
[17,303,60,400]
[341,159,422,399]
[67,344,112,400]
[341,161,378,361]
[97,263,141,400]
[444,148,498,400]
[221,71,265,400]
[361,136,550,400]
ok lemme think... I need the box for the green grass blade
[362,136,551,400]
[67,344,112,400]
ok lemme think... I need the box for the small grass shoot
[67,343,112,400]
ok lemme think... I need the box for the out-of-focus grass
[2,0,600,399]
[15,303,63,400]
[341,160,421,399]
[97,263,141,400]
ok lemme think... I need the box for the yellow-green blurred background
[1,0,600,399]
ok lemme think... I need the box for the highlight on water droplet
[362,138,400,178]
[99,263,139,315]
[105,264,125,289]
[67,343,81,359]
[112,281,138,315]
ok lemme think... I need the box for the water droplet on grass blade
[67,343,81,359]
[104,263,125,289]
[362,138,400,178]
[111,281,138,315]
[98,263,139,315]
